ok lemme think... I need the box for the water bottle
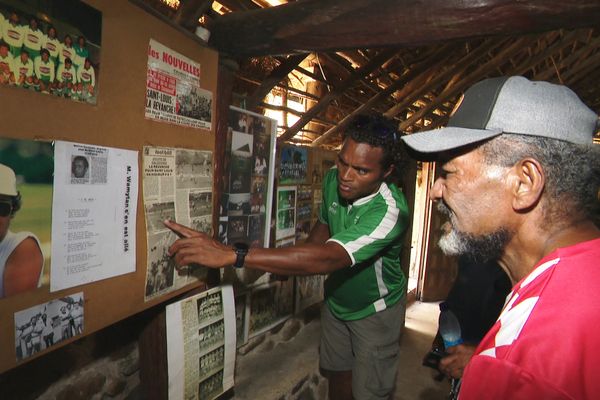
[438,302,463,348]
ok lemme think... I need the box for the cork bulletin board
[0,0,218,373]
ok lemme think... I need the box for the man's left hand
[438,343,476,379]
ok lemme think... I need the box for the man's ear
[511,158,545,211]
[383,164,395,181]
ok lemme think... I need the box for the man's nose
[340,167,353,181]
[429,178,443,201]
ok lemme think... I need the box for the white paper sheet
[50,141,138,291]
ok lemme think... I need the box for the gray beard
[437,202,512,264]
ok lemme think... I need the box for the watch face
[234,242,249,253]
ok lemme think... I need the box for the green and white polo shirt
[319,168,409,321]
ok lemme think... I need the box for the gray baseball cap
[401,76,598,153]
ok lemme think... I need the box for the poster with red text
[145,39,212,130]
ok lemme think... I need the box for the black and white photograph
[199,346,225,384]
[227,216,248,241]
[229,155,252,194]
[14,293,84,361]
[219,193,229,217]
[227,193,251,216]
[199,368,224,399]
[197,290,223,321]
[250,193,266,214]
[231,131,253,158]
[198,319,225,353]
[191,214,212,235]
[251,175,266,194]
[248,214,264,246]
[144,201,175,233]
[68,144,108,185]
[188,190,212,218]
[175,83,212,124]
[253,133,270,159]
[248,280,294,337]
[218,218,228,245]
[70,155,89,181]
[175,148,212,189]
[145,231,177,298]
[253,154,268,176]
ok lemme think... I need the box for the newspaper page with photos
[145,39,212,130]
[166,285,236,400]
[142,146,213,301]
[51,141,138,291]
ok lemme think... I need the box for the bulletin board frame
[0,0,218,374]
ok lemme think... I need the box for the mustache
[436,201,453,218]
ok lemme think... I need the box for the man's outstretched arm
[165,220,351,276]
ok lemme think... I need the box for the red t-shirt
[460,238,600,400]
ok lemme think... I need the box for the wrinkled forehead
[436,143,483,166]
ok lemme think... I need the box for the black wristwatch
[232,242,249,268]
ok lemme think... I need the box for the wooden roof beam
[312,44,456,146]
[385,39,505,118]
[277,49,397,143]
[208,0,600,57]
[399,36,538,132]
[246,54,309,111]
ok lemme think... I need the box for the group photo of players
[0,2,101,104]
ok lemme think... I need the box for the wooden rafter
[246,54,309,111]
[312,44,457,146]
[208,0,600,57]
[399,36,538,131]
[277,49,397,143]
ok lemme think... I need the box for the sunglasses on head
[0,201,13,217]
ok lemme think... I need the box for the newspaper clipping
[145,39,212,130]
[143,146,212,301]
[166,285,236,400]
[51,141,138,291]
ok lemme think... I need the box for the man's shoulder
[9,236,43,262]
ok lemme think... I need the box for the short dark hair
[480,134,600,225]
[342,113,406,179]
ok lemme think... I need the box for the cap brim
[401,127,503,153]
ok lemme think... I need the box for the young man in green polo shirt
[165,114,410,400]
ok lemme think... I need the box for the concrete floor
[234,301,452,399]
[394,301,451,400]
